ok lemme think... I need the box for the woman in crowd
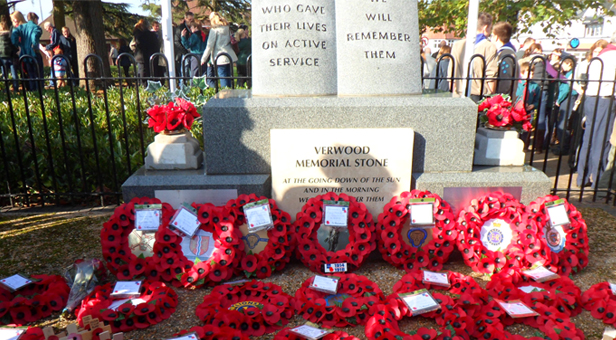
[235,27,251,88]
[11,11,42,91]
[132,19,160,85]
[201,12,237,89]
[0,20,18,91]
[427,45,451,92]
[181,21,208,77]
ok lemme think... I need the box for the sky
[13,0,151,21]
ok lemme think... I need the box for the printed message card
[409,198,435,225]
[289,323,333,340]
[169,204,201,237]
[134,204,162,232]
[0,274,33,292]
[496,299,539,318]
[310,275,339,294]
[545,199,570,227]
[110,281,142,299]
[522,265,560,282]
[323,201,349,228]
[0,328,25,340]
[422,270,450,287]
[399,289,440,316]
[244,199,274,231]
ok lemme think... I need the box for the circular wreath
[582,282,616,325]
[486,269,582,317]
[473,300,584,340]
[376,190,458,272]
[294,192,376,274]
[101,197,175,281]
[174,325,250,340]
[524,195,589,277]
[195,280,295,337]
[0,274,69,325]
[75,280,177,333]
[274,327,360,340]
[224,194,296,279]
[294,273,385,329]
[455,192,547,275]
[153,203,244,288]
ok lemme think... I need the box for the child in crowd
[517,61,541,150]
[52,46,68,87]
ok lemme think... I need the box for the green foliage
[0,83,215,204]
[419,0,613,38]
[141,0,251,26]
[64,2,145,41]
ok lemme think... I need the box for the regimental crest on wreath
[408,228,428,248]
[228,301,264,311]
[480,218,513,252]
[324,293,351,307]
[190,234,211,257]
[242,233,268,250]
[239,224,269,254]
[545,226,566,253]
[486,228,504,247]
[128,230,155,258]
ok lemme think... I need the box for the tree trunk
[72,0,110,88]
[0,0,10,30]
[52,1,66,29]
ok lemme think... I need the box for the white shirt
[586,48,616,97]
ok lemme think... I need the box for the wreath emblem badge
[408,228,428,248]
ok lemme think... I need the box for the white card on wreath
[244,201,273,231]
[0,328,25,340]
[290,324,332,340]
[135,209,161,231]
[170,206,201,237]
[603,326,616,340]
[110,281,142,299]
[522,265,559,282]
[410,203,434,225]
[310,275,339,294]
[323,205,348,227]
[496,299,539,318]
[399,289,440,315]
[518,285,545,294]
[609,282,616,295]
[107,298,147,311]
[0,274,32,292]
[422,270,449,287]
[163,332,198,340]
[547,203,570,227]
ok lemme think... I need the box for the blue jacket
[516,80,540,113]
[11,21,42,58]
[557,71,578,105]
[181,31,207,55]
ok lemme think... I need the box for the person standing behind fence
[427,45,451,92]
[201,12,237,89]
[517,61,541,151]
[576,31,616,189]
[62,27,78,85]
[552,58,579,156]
[516,37,535,60]
[11,11,42,91]
[117,38,132,82]
[132,19,160,85]
[235,27,251,88]
[182,21,207,77]
[492,22,517,97]
[174,12,193,79]
[521,43,552,152]
[0,20,19,91]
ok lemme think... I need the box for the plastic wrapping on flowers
[100,197,175,281]
[75,281,178,333]
[153,203,244,288]
[274,327,361,340]
[224,194,296,279]
[295,273,386,328]
[173,325,250,340]
[582,282,616,326]
[195,280,295,337]
[376,190,458,272]
[294,192,376,273]
[455,192,548,275]
[62,258,107,314]
[524,195,589,276]
[0,275,70,326]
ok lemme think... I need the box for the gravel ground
[0,206,614,339]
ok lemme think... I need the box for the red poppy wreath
[75,281,177,333]
[473,300,584,340]
[376,190,458,272]
[456,192,548,275]
[581,282,616,326]
[487,269,583,317]
[153,203,244,288]
[101,197,175,281]
[224,194,296,279]
[0,275,69,326]
[524,195,589,277]
[294,192,376,274]
[173,325,250,340]
[195,280,295,337]
[274,327,360,340]
[294,273,385,329]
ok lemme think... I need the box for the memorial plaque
[335,0,421,95]
[252,0,337,96]
[271,128,413,219]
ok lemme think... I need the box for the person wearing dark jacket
[117,38,133,80]
[62,27,78,84]
[0,20,18,90]
[132,19,161,85]
[174,12,194,78]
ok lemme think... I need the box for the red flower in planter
[478,94,531,132]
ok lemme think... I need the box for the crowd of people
[421,12,616,191]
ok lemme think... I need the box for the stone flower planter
[144,131,203,170]
[474,126,525,166]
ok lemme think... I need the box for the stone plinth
[202,90,477,175]
[474,127,525,166]
[335,0,421,95]
[145,132,203,170]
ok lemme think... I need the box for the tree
[72,0,110,88]
[0,0,9,29]
[141,0,250,25]
[53,1,66,30]
[419,0,614,38]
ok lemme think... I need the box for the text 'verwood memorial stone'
[271,128,413,219]
[336,0,421,95]
[252,0,337,96]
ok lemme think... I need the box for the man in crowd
[62,27,78,84]
[432,40,447,59]
[517,37,535,59]
[492,22,517,96]
[44,22,71,86]
[174,12,194,79]
[422,47,436,89]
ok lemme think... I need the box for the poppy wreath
[294,192,376,274]
[294,273,386,328]
[153,203,244,288]
[524,195,589,276]
[75,280,178,333]
[101,197,175,281]
[0,274,69,326]
[224,194,296,279]
[195,280,295,337]
[486,269,583,317]
[581,282,616,325]
[376,190,458,272]
[455,192,547,275]
[473,300,584,340]
[274,327,361,340]
[173,325,250,340]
